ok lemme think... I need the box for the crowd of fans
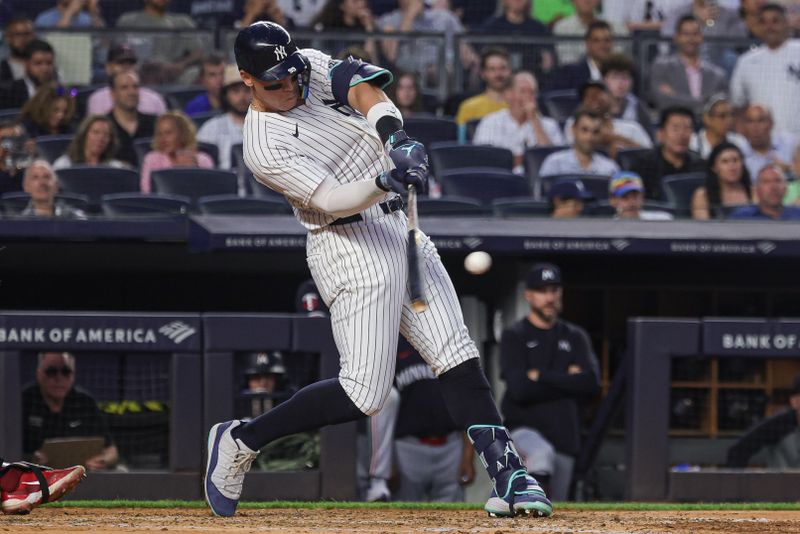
[1,0,800,220]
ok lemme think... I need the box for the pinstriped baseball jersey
[242,48,398,230]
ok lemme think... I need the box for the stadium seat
[55,166,140,207]
[464,119,480,142]
[133,138,220,167]
[157,85,206,110]
[35,134,74,163]
[403,116,458,147]
[718,204,751,219]
[0,108,20,121]
[231,143,244,169]
[492,197,551,217]
[524,145,570,198]
[540,90,580,124]
[150,168,238,202]
[661,172,706,217]
[616,148,651,171]
[438,168,530,205]
[247,173,284,199]
[1,191,89,215]
[100,192,191,217]
[190,110,221,128]
[74,85,104,118]
[429,142,513,175]
[198,194,293,215]
[416,196,491,217]
[539,174,611,200]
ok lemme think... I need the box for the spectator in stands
[783,145,800,204]
[240,351,294,417]
[106,71,157,167]
[237,0,290,29]
[20,160,86,218]
[630,106,705,200]
[0,17,35,88]
[379,0,477,88]
[386,71,424,118]
[53,115,126,170]
[197,65,248,170]
[277,0,323,27]
[312,0,378,60]
[553,0,628,65]
[499,263,600,500]
[600,53,651,130]
[661,0,747,40]
[689,94,749,158]
[473,71,564,174]
[608,171,673,220]
[741,0,767,39]
[34,0,105,28]
[602,0,668,32]
[479,0,554,77]
[116,0,204,84]
[184,54,226,117]
[455,48,511,127]
[86,44,167,116]
[650,15,728,116]
[729,164,800,220]
[0,121,32,195]
[731,4,800,137]
[3,39,57,109]
[547,20,613,91]
[19,83,76,138]
[541,109,619,177]
[691,141,752,219]
[140,111,214,193]
[740,103,797,179]
[22,352,117,470]
[549,179,592,218]
[563,82,652,159]
[726,374,800,468]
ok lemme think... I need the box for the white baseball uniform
[242,48,479,415]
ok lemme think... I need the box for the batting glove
[375,165,428,195]
[385,130,428,173]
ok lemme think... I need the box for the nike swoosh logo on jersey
[526,341,539,349]
[293,124,299,138]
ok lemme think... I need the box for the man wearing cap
[608,171,673,220]
[239,351,292,417]
[86,44,168,116]
[498,263,600,501]
[726,373,800,468]
[689,94,748,159]
[549,179,593,218]
[197,64,250,170]
[540,109,620,177]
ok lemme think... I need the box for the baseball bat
[406,185,427,313]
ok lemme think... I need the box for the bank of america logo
[158,321,196,344]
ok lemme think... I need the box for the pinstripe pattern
[243,47,479,415]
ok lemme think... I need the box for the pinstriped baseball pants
[306,209,479,415]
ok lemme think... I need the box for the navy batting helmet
[234,22,310,97]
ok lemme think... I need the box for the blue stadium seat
[35,134,74,163]
[661,172,706,217]
[190,110,221,128]
[438,168,530,205]
[464,119,480,142]
[416,196,492,217]
[100,193,191,217]
[403,116,458,147]
[540,173,611,200]
[157,85,206,110]
[0,108,20,121]
[524,145,570,197]
[429,142,513,175]
[231,143,244,169]
[1,191,89,215]
[151,168,238,202]
[133,138,220,167]
[55,166,140,207]
[540,90,580,124]
[492,198,551,217]
[247,173,284,199]
[616,148,651,171]
[198,194,293,215]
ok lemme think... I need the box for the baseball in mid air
[464,251,492,275]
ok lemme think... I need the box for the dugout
[0,311,203,499]
[202,313,355,501]
[626,317,800,501]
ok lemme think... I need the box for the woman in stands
[388,71,424,118]
[691,141,752,220]
[53,115,127,170]
[18,83,76,138]
[139,111,214,193]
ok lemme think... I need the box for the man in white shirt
[740,103,798,178]
[86,44,167,116]
[197,64,249,170]
[540,109,620,177]
[473,71,564,174]
[553,0,628,64]
[730,3,800,136]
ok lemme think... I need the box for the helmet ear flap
[298,54,311,100]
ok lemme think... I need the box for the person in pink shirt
[140,111,213,193]
[87,44,167,116]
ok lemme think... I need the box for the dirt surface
[2,507,800,534]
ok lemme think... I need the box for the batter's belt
[329,197,405,226]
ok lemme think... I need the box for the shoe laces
[221,450,258,493]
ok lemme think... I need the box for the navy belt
[329,197,404,226]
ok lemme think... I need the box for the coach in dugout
[22,351,118,471]
[498,263,600,501]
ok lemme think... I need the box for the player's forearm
[309,175,385,217]
[348,82,391,118]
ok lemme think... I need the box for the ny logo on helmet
[274,45,287,60]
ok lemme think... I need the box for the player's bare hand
[527,369,540,381]
[567,364,582,375]
[85,453,108,471]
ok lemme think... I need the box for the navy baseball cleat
[484,472,553,518]
[204,420,259,517]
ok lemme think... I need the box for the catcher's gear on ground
[0,462,86,515]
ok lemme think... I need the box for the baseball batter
[204,21,553,519]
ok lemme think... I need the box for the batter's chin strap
[0,461,52,503]
[467,425,528,515]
